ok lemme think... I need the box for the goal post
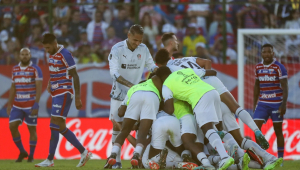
[237,29,300,137]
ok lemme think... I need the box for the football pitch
[1,160,300,170]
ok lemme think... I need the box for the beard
[21,59,30,66]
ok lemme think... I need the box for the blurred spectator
[1,13,15,37]
[12,5,23,24]
[284,9,300,29]
[86,10,109,44]
[77,44,101,64]
[208,10,233,39]
[0,0,13,17]
[57,23,75,45]
[139,0,162,27]
[68,10,86,42]
[195,42,218,62]
[182,23,206,56]
[187,0,209,33]
[53,0,71,24]
[101,26,121,51]
[111,8,133,40]
[209,23,235,49]
[210,39,237,64]
[24,24,43,47]
[141,12,158,45]
[276,0,297,27]
[0,30,20,65]
[162,14,187,41]
[76,0,95,25]
[29,38,46,64]
[74,30,93,50]
[237,0,269,28]
[94,0,113,25]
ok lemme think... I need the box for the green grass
[0,160,300,170]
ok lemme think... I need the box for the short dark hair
[262,43,273,50]
[161,32,175,45]
[129,24,144,35]
[42,33,56,44]
[156,66,172,81]
[155,49,170,65]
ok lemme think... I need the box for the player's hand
[75,95,83,110]
[112,119,122,131]
[6,105,12,116]
[279,103,286,117]
[30,102,39,116]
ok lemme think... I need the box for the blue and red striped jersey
[255,59,287,103]
[12,61,43,109]
[48,45,76,97]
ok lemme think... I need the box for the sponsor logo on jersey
[14,77,31,83]
[272,110,279,114]
[258,75,276,81]
[121,64,126,69]
[121,64,140,69]
[49,65,60,72]
[51,83,59,89]
[261,93,276,99]
[53,104,62,108]
[137,54,141,60]
[17,94,30,99]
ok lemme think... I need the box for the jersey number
[181,61,201,69]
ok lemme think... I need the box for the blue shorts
[253,102,283,123]
[9,106,37,126]
[51,93,73,119]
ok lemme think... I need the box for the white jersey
[108,40,157,101]
[166,57,205,77]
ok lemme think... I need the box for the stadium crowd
[0,0,299,65]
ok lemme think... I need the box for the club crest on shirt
[137,54,141,60]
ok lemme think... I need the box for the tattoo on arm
[116,76,134,88]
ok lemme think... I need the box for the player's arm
[108,49,134,88]
[31,67,43,115]
[194,68,217,78]
[145,47,158,73]
[279,78,288,117]
[162,85,174,114]
[118,95,128,117]
[196,58,212,69]
[6,83,16,116]
[69,68,82,110]
[253,79,260,112]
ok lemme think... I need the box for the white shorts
[124,91,160,121]
[179,114,205,144]
[152,115,182,149]
[142,145,182,169]
[109,98,123,122]
[202,76,228,95]
[221,102,240,132]
[194,90,220,128]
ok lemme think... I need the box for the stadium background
[0,0,300,161]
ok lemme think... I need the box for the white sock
[208,155,221,165]
[197,152,211,167]
[227,164,238,170]
[235,107,259,132]
[205,129,228,159]
[241,138,275,162]
[112,130,120,143]
[150,153,160,162]
[181,150,191,157]
[203,145,210,155]
[116,149,121,162]
[134,144,144,155]
[249,160,263,169]
[222,131,245,158]
[112,144,121,154]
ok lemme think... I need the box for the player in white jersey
[157,33,269,150]
[107,24,157,168]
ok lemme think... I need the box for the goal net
[237,29,300,159]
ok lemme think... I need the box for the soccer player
[253,44,288,162]
[157,34,269,150]
[35,33,92,167]
[7,48,42,162]
[156,66,235,170]
[107,24,157,168]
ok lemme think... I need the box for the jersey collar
[52,44,64,56]
[18,61,33,67]
[262,58,276,67]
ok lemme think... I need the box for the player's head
[161,32,179,51]
[156,66,172,83]
[127,24,144,50]
[148,72,156,79]
[261,44,274,64]
[155,49,170,67]
[19,48,31,65]
[42,33,58,55]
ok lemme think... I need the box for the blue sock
[29,141,37,157]
[60,128,85,154]
[278,147,284,158]
[47,123,60,160]
[13,136,26,153]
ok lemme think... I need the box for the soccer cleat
[246,148,263,166]
[193,166,214,170]
[35,159,54,167]
[182,153,196,163]
[228,144,239,163]
[158,148,168,169]
[27,156,34,163]
[112,162,122,169]
[76,150,92,167]
[15,152,28,162]
[238,153,250,170]
[178,162,205,170]
[255,130,269,150]
[218,157,234,170]
[148,160,160,169]
[104,153,117,169]
[263,158,283,170]
[130,153,141,169]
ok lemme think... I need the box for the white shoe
[35,159,54,167]
[238,153,250,170]
[76,150,93,167]
[218,157,234,170]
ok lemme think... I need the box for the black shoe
[104,153,117,169]
[15,152,28,162]
[130,153,141,169]
[27,156,34,162]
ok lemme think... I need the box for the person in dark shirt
[68,10,86,42]
[110,8,133,40]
